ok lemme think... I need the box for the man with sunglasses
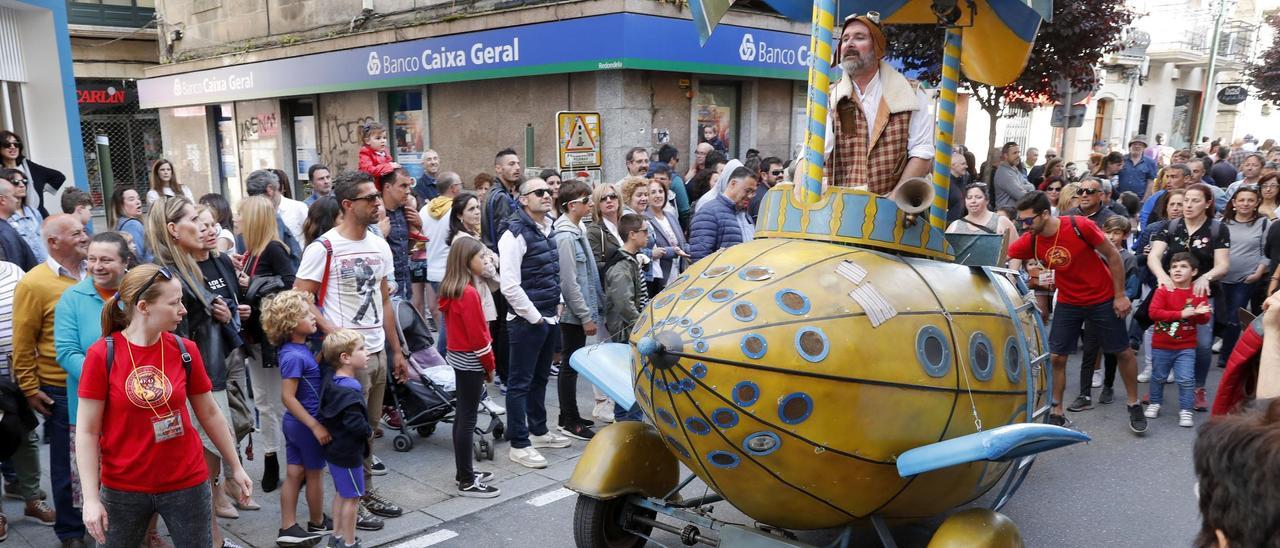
[1065,178,1118,227]
[13,214,89,545]
[747,156,784,223]
[294,170,408,529]
[497,177,573,468]
[801,12,933,195]
[0,176,38,271]
[1007,191,1145,433]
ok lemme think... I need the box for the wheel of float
[393,434,413,452]
[417,424,436,438]
[573,495,654,548]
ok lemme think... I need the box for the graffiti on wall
[240,113,280,141]
[321,115,375,173]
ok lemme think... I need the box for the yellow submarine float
[566,0,1088,545]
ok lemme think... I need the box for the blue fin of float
[896,423,1090,477]
[569,343,636,409]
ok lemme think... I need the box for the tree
[1246,13,1280,105]
[884,0,1132,165]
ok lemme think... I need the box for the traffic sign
[557,111,602,169]
[1051,104,1087,128]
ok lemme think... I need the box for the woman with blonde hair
[586,183,623,280]
[1057,182,1081,214]
[146,159,194,205]
[238,195,298,493]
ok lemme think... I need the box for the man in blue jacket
[688,165,758,262]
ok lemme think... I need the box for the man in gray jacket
[552,180,604,440]
[994,141,1035,209]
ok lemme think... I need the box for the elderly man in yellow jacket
[12,214,88,544]
[800,13,935,196]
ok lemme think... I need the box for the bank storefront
[140,11,812,200]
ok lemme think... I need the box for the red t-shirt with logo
[1008,216,1115,306]
[78,332,213,493]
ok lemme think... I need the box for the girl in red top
[437,237,500,498]
[1145,252,1212,428]
[76,264,252,547]
[357,122,399,181]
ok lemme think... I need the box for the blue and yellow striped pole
[929,27,962,233]
[800,0,836,203]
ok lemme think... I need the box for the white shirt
[824,70,935,161]
[46,257,86,281]
[146,186,194,205]
[497,213,556,325]
[421,203,452,283]
[296,228,395,353]
[278,196,309,245]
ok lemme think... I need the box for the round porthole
[653,294,676,309]
[681,287,705,301]
[711,407,739,429]
[742,431,782,456]
[1004,338,1022,384]
[732,381,760,406]
[671,274,690,287]
[694,339,709,353]
[707,450,740,469]
[969,333,995,382]
[741,334,768,359]
[655,408,677,428]
[778,393,814,425]
[685,417,712,436]
[709,288,735,302]
[775,289,811,316]
[730,301,758,322]
[915,326,951,378]
[665,436,691,459]
[739,266,774,281]
[702,265,735,278]
[690,363,708,378]
[795,327,830,363]
[689,325,705,338]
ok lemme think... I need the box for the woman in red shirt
[75,264,252,546]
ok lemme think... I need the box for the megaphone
[891,177,935,227]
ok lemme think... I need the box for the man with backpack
[1007,191,1145,434]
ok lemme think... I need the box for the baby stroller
[386,297,505,459]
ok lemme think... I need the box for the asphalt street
[383,351,1214,548]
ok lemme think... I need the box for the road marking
[526,487,575,507]
[387,529,458,548]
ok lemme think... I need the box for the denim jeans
[42,386,86,540]
[613,403,644,422]
[101,482,212,548]
[1216,282,1257,367]
[505,317,555,449]
[1194,300,1214,388]
[1149,348,1196,410]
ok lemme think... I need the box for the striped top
[445,349,485,373]
[0,261,25,378]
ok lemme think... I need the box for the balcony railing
[67,1,155,29]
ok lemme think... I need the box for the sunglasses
[770,170,784,176]
[566,195,590,207]
[1077,188,1103,196]
[601,194,619,202]
[351,193,382,203]
[1,141,19,150]
[134,267,174,306]
[523,188,551,198]
[1017,215,1039,227]
[1047,186,1063,192]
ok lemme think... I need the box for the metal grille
[1003,109,1032,150]
[80,113,161,211]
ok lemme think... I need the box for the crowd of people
[0,118,792,548]
[0,106,1278,546]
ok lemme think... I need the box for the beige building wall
[72,38,158,79]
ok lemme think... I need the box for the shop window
[694,82,741,159]
[386,90,426,180]
[210,103,240,197]
[284,98,318,197]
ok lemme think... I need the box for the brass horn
[891,177,935,215]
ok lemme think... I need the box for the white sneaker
[1144,403,1160,419]
[480,396,506,415]
[592,400,615,424]
[530,432,572,449]
[509,447,547,469]
[1211,337,1222,353]
[1178,410,1194,428]
[1167,371,1175,383]
[1137,365,1152,383]
[1091,369,1103,388]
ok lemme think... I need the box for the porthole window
[915,326,951,378]
[1004,338,1022,384]
[969,332,995,382]
[795,327,830,363]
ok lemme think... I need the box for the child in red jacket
[437,237,500,498]
[358,121,398,181]
[1145,252,1212,428]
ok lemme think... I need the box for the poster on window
[392,109,425,180]
[294,115,318,182]
[696,105,732,157]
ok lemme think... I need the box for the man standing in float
[804,13,934,195]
